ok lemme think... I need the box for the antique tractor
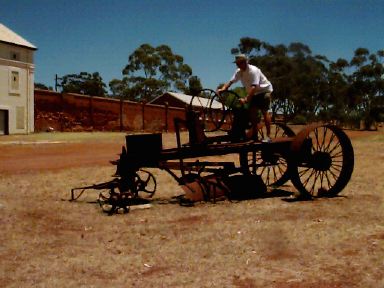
[71,89,354,214]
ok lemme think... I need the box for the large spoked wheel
[239,123,295,187]
[189,89,226,132]
[289,124,354,198]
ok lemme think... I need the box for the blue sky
[1,0,383,92]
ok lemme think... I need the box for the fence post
[164,102,169,132]
[141,100,146,131]
[60,92,65,132]
[90,95,94,130]
[120,96,124,131]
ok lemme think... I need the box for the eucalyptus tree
[61,72,107,96]
[231,37,383,126]
[35,82,50,90]
[349,48,384,127]
[231,38,329,122]
[186,75,203,96]
[327,58,350,121]
[119,44,194,101]
[231,37,294,120]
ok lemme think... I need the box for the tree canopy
[35,82,51,90]
[231,37,384,127]
[61,72,107,96]
[37,40,382,129]
[110,44,202,101]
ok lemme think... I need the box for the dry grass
[0,131,127,143]
[0,130,383,287]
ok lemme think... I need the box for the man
[217,54,273,142]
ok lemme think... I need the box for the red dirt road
[0,128,381,175]
[0,142,122,174]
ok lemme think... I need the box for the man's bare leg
[248,105,259,140]
[263,111,271,138]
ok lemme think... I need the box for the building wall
[0,42,34,63]
[34,90,187,132]
[0,48,35,134]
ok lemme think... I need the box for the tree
[118,44,195,101]
[230,37,384,127]
[185,75,203,96]
[231,38,331,122]
[348,48,384,128]
[109,78,130,98]
[326,58,350,121]
[35,82,50,90]
[231,38,291,119]
[61,72,107,96]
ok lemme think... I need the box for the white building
[0,23,37,135]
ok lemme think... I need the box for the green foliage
[231,37,384,128]
[35,82,50,90]
[291,114,308,125]
[376,112,384,122]
[112,43,197,101]
[109,78,126,97]
[186,76,203,96]
[232,87,246,98]
[61,72,107,96]
[54,40,382,130]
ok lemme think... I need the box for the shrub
[291,114,307,125]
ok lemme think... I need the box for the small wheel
[134,169,157,198]
[98,190,116,214]
[240,123,295,187]
[98,190,132,215]
[289,124,354,198]
[190,89,226,132]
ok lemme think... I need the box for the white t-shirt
[230,64,273,95]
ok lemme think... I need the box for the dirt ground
[0,128,383,287]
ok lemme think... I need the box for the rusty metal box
[125,133,163,166]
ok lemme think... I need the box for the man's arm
[217,80,234,93]
[241,84,261,104]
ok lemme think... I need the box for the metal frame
[70,90,355,214]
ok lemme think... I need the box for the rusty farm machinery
[70,89,354,214]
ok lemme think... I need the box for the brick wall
[34,89,186,132]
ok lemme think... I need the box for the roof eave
[0,40,37,51]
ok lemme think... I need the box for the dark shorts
[249,92,271,112]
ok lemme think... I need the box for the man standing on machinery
[217,54,273,142]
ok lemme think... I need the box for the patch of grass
[358,133,384,142]
[0,130,383,287]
